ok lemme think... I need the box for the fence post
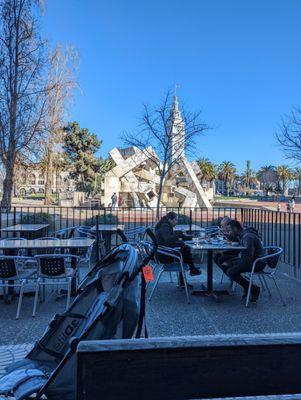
[240,207,244,225]
[13,206,16,225]
[96,214,100,264]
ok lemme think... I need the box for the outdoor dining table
[0,238,95,298]
[186,241,246,302]
[0,224,49,239]
[174,224,205,233]
[91,224,125,252]
[0,237,95,251]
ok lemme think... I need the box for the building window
[38,174,44,185]
[21,174,26,185]
[28,174,36,185]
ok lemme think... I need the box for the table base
[192,282,233,302]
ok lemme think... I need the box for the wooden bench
[77,333,301,400]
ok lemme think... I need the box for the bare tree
[276,107,301,163]
[42,45,78,205]
[0,0,48,208]
[123,91,209,217]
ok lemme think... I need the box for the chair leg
[32,279,40,317]
[16,281,25,320]
[148,268,163,301]
[271,276,286,306]
[220,272,224,284]
[258,275,265,291]
[66,278,72,310]
[245,273,254,307]
[261,275,272,296]
[181,270,190,304]
[169,272,173,283]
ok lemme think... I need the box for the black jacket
[155,217,184,247]
[239,227,265,267]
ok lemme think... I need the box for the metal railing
[0,206,300,279]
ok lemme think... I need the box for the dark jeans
[214,250,240,268]
[158,244,195,271]
[158,244,196,286]
[220,257,265,290]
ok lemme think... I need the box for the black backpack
[266,248,281,269]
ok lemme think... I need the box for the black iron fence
[0,206,300,279]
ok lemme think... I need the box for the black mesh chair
[0,256,36,319]
[32,254,80,317]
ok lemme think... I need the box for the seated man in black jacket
[154,212,201,276]
[213,216,239,267]
[220,220,265,302]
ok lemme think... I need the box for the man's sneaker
[190,268,201,276]
[250,286,260,302]
[242,288,247,300]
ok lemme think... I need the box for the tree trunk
[44,149,54,205]
[156,175,165,220]
[1,159,15,209]
[225,179,229,196]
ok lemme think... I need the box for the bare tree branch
[0,0,49,208]
[276,107,301,164]
[122,90,210,216]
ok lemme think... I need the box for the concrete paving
[0,265,300,346]
[146,269,301,337]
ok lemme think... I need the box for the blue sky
[42,0,301,173]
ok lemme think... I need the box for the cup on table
[193,237,200,247]
[216,234,224,243]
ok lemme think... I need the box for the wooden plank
[77,334,301,400]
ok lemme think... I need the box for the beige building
[15,167,75,197]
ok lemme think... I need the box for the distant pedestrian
[118,194,123,207]
[287,200,291,213]
[111,192,117,208]
[291,196,296,213]
[277,202,281,212]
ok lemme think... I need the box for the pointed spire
[171,95,180,117]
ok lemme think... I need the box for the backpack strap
[135,271,148,339]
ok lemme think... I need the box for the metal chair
[32,254,80,317]
[204,226,221,237]
[1,237,26,256]
[53,227,76,240]
[124,227,145,242]
[245,246,285,307]
[0,256,36,319]
[148,245,190,304]
[66,238,94,271]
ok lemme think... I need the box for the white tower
[167,95,185,164]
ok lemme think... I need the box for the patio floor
[0,264,300,346]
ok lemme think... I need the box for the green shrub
[20,212,56,231]
[83,213,118,227]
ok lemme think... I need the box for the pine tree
[62,122,102,194]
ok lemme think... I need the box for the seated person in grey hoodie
[219,220,265,302]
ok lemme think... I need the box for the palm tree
[275,165,294,195]
[241,160,258,191]
[218,161,237,196]
[197,158,217,186]
[257,165,276,195]
[293,167,301,196]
